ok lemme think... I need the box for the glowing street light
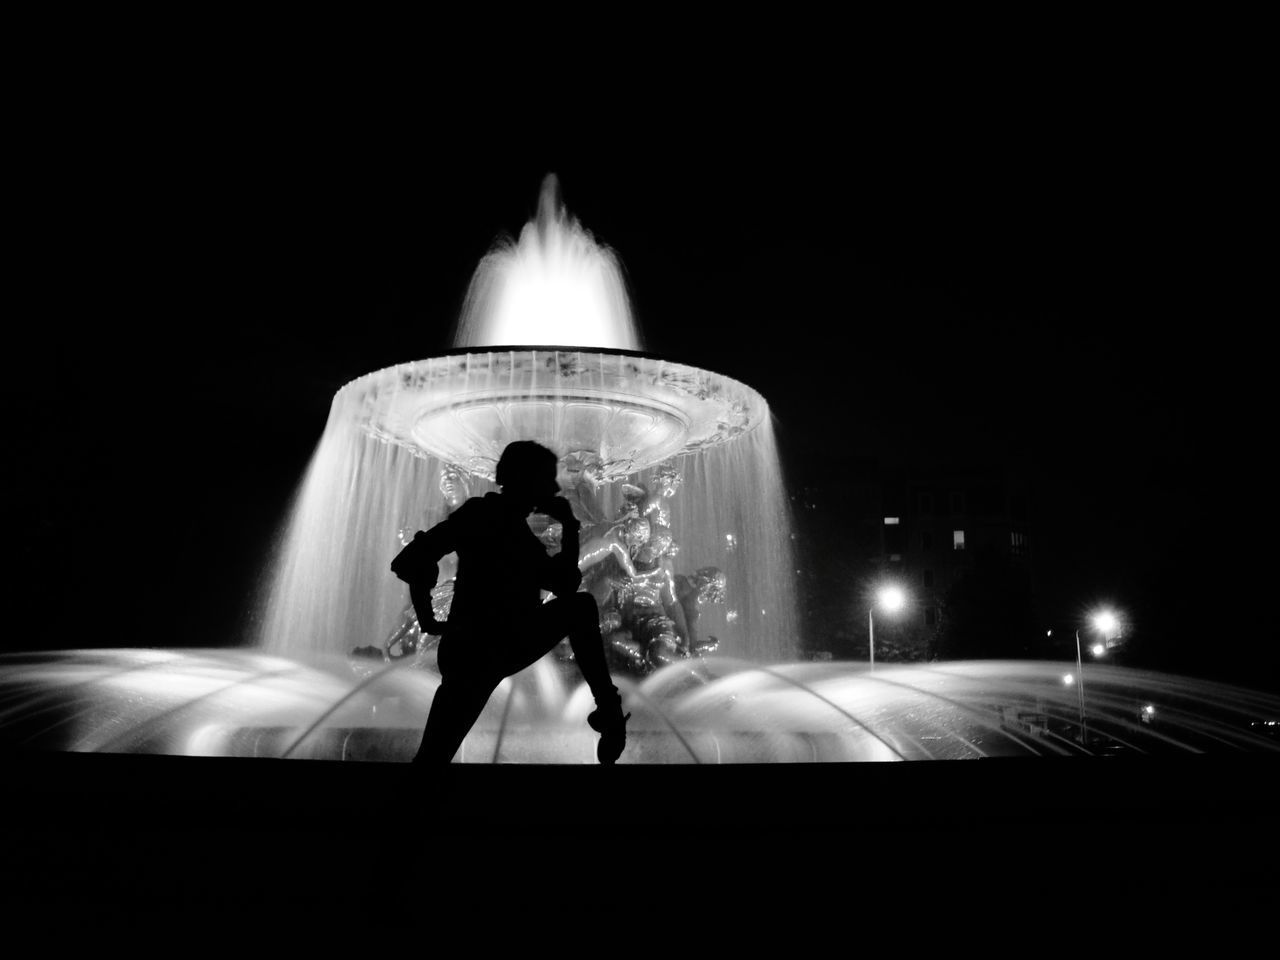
[1092,610,1120,637]
[878,585,906,615]
[1090,643,1106,658]
[869,583,908,669]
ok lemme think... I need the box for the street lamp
[1073,629,1088,746]
[1090,609,1123,654]
[1072,607,1122,748]
[1092,610,1120,638]
[869,584,907,669]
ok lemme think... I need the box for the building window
[921,531,934,551]
[1011,531,1028,555]
[884,517,900,525]
[950,492,965,514]
[923,570,935,588]
[953,530,965,550]
[918,493,933,515]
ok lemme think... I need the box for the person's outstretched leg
[499,594,614,695]
[500,593,628,763]
[414,675,495,765]
[560,593,617,704]
[559,595,630,763]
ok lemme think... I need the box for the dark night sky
[6,64,1266,685]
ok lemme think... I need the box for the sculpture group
[373,455,724,676]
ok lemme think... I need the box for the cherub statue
[597,518,696,673]
[673,566,726,658]
[618,462,683,530]
[439,463,471,510]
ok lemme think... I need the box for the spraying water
[452,175,642,351]
[257,177,799,665]
[257,392,492,659]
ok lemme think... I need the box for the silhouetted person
[392,441,629,764]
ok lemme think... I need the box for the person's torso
[446,493,548,630]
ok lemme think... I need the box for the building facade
[874,461,1035,659]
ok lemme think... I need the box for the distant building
[875,461,1034,657]
[791,455,1036,661]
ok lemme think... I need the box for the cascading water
[256,396,486,660]
[623,419,799,663]
[257,176,800,667]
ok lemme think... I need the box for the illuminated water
[5,651,1277,761]
[452,174,641,351]
[258,176,798,663]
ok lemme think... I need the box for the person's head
[495,441,560,511]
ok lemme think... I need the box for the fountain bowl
[341,347,767,481]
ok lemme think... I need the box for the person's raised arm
[391,518,456,635]
[538,496,584,597]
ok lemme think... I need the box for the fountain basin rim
[334,345,772,405]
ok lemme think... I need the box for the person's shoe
[587,697,630,765]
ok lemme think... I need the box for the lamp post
[869,584,906,670]
[1075,608,1122,748]
[1073,629,1088,746]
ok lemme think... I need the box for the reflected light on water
[3,650,1278,763]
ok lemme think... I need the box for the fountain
[4,176,1279,763]
[257,175,798,672]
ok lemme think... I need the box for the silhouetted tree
[931,549,1038,660]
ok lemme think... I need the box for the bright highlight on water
[452,175,642,351]
[5,651,1278,761]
